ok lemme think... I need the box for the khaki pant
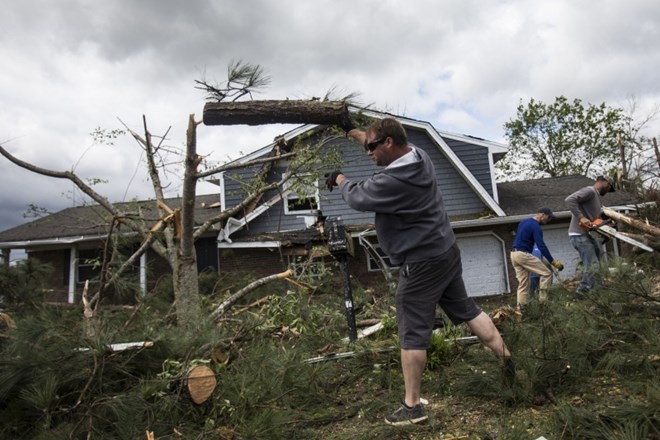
[511,250,552,306]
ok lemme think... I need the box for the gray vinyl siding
[442,137,494,196]
[223,162,266,210]
[223,124,492,238]
[321,138,376,226]
[407,129,487,216]
[225,159,316,236]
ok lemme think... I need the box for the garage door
[455,233,508,297]
[541,227,579,283]
[541,225,611,284]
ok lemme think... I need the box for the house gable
[220,110,507,242]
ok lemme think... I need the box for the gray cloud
[1,0,659,234]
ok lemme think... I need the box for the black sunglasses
[364,136,389,152]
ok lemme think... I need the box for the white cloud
[1,0,659,232]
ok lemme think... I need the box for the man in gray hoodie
[327,117,512,425]
[564,176,616,294]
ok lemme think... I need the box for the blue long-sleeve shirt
[512,217,554,263]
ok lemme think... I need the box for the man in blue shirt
[528,244,542,296]
[511,207,564,309]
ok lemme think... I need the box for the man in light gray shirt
[564,176,615,294]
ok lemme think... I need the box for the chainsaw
[585,218,653,253]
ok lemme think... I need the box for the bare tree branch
[0,145,117,215]
[210,269,293,320]
[196,152,296,179]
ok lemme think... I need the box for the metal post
[325,216,358,343]
[338,257,358,342]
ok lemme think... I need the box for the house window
[196,238,219,272]
[77,249,102,284]
[283,174,319,215]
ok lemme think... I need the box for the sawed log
[184,365,217,405]
[603,207,660,237]
[203,99,350,126]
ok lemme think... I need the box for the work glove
[578,217,592,230]
[338,113,356,133]
[324,170,343,192]
[551,260,564,271]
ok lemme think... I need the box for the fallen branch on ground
[211,269,294,320]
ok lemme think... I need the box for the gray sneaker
[384,402,428,425]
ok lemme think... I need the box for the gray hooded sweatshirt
[338,147,454,265]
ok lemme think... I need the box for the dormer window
[284,174,319,215]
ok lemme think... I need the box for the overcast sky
[1,0,659,234]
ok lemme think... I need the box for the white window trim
[365,242,400,272]
[283,173,319,215]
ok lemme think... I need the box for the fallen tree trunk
[603,207,660,237]
[203,99,350,126]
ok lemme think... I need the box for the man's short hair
[367,117,408,147]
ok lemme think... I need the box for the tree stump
[184,365,217,404]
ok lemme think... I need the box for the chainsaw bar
[593,224,654,252]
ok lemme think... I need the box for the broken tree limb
[76,341,155,353]
[341,322,384,343]
[211,269,293,320]
[203,99,350,126]
[603,207,660,237]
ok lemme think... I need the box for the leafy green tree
[498,96,630,180]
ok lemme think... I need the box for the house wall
[27,240,216,304]
[28,249,70,302]
[443,137,494,196]
[218,247,288,276]
[224,126,495,241]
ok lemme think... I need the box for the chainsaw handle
[579,217,593,230]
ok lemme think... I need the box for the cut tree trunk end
[185,365,217,404]
[203,100,350,126]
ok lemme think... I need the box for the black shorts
[396,242,482,349]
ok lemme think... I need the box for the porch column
[68,247,77,304]
[1,249,9,269]
[139,252,147,296]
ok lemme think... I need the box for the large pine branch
[203,99,349,126]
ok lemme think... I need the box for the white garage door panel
[455,234,507,297]
[539,226,610,284]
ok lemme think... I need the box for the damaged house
[0,109,641,303]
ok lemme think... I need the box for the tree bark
[203,100,349,126]
[603,207,660,236]
[171,114,202,325]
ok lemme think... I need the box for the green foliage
[0,258,53,308]
[426,324,461,371]
[1,258,658,439]
[498,96,631,180]
[22,203,51,219]
[195,59,271,102]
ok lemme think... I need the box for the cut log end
[185,365,217,404]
